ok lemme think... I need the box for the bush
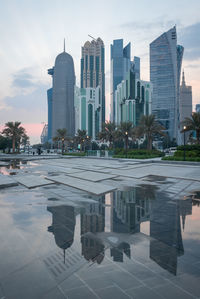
[63,152,86,156]
[114,148,164,157]
[162,156,200,162]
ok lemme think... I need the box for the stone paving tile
[63,285,99,299]
[153,282,195,299]
[59,274,84,292]
[1,259,57,299]
[66,170,118,182]
[80,275,113,291]
[0,174,18,188]
[42,287,67,299]
[142,275,169,288]
[169,273,200,298]
[125,285,163,299]
[46,175,117,195]
[95,285,131,299]
[13,174,54,188]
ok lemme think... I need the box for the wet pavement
[0,157,200,299]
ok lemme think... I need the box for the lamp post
[61,138,64,155]
[125,131,128,158]
[183,126,186,161]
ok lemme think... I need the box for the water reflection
[47,205,75,263]
[47,185,194,275]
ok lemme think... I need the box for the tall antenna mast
[88,34,97,41]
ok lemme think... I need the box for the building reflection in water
[150,195,192,275]
[47,185,193,275]
[80,196,105,264]
[47,205,75,263]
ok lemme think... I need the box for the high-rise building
[110,39,140,122]
[150,26,184,143]
[80,38,105,124]
[180,71,192,144]
[110,39,131,122]
[48,41,75,140]
[115,70,152,126]
[196,104,200,113]
[74,86,102,140]
[47,87,53,142]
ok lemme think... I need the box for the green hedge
[162,156,200,162]
[177,144,200,151]
[63,152,86,156]
[114,148,164,158]
[113,154,161,159]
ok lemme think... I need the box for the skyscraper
[150,26,184,143]
[48,41,75,139]
[180,71,192,143]
[80,37,105,124]
[110,39,131,122]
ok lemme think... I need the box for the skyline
[0,0,200,144]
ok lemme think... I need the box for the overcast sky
[0,0,200,144]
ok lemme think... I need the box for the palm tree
[53,128,68,154]
[182,112,200,144]
[2,121,26,153]
[21,133,30,152]
[137,115,165,150]
[117,121,136,149]
[99,121,117,149]
[75,129,88,151]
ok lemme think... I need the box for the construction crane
[88,34,97,41]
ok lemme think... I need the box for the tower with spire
[180,70,192,144]
[47,39,75,141]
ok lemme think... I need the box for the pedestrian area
[0,157,200,299]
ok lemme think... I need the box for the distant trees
[182,112,200,144]
[53,128,69,154]
[136,115,166,150]
[2,122,27,153]
[99,121,117,149]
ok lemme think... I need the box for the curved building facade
[51,48,75,138]
[150,26,184,142]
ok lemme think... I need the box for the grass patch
[113,149,163,159]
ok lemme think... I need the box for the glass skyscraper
[110,39,131,122]
[80,38,105,124]
[150,26,184,142]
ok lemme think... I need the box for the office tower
[150,26,184,143]
[180,71,192,143]
[48,41,75,140]
[115,70,152,126]
[80,37,105,125]
[110,39,131,122]
[40,124,48,144]
[74,86,102,140]
[196,104,200,113]
[47,87,53,142]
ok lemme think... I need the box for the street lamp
[61,138,65,155]
[125,131,128,158]
[183,126,186,161]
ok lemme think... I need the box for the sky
[0,0,200,144]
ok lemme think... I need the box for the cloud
[12,69,36,89]
[121,17,181,32]
[179,22,200,60]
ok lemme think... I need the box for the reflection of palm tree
[47,205,75,263]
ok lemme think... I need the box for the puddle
[0,185,200,297]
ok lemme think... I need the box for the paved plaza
[0,156,200,299]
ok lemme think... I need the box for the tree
[21,133,30,152]
[99,121,117,149]
[0,135,12,152]
[2,122,26,153]
[74,130,88,151]
[182,112,200,144]
[137,115,165,150]
[53,128,68,154]
[116,122,136,149]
